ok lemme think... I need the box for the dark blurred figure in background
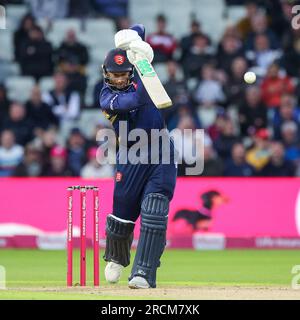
[146,14,177,63]
[63,56,87,100]
[180,20,211,64]
[280,121,300,164]
[0,84,11,128]
[224,56,248,107]
[55,29,89,74]
[66,128,89,176]
[163,60,188,105]
[271,93,300,141]
[181,33,213,79]
[260,141,295,176]
[224,142,255,176]
[216,33,244,75]
[1,102,34,145]
[201,139,223,176]
[19,26,54,81]
[13,14,36,64]
[13,143,43,177]
[214,117,239,160]
[238,86,267,137]
[235,0,260,40]
[26,86,59,132]
[91,0,129,30]
[43,145,74,177]
[245,12,279,50]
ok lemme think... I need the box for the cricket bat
[133,57,172,109]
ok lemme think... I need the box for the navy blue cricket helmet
[102,48,134,90]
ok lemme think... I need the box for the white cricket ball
[244,71,256,84]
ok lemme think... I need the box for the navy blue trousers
[113,143,177,221]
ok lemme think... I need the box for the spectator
[19,26,54,81]
[260,141,295,176]
[201,140,223,176]
[26,0,70,20]
[25,86,59,131]
[172,114,202,176]
[194,64,226,107]
[66,128,88,176]
[194,64,226,128]
[261,63,295,108]
[224,56,248,107]
[0,130,24,177]
[181,33,213,79]
[214,117,239,160]
[91,0,129,30]
[63,56,87,99]
[246,128,271,171]
[246,34,282,76]
[165,103,200,132]
[13,143,43,177]
[43,145,74,176]
[280,121,300,163]
[42,72,80,122]
[216,34,244,74]
[13,14,36,63]
[146,14,177,63]
[207,108,228,141]
[180,20,211,63]
[224,142,255,176]
[272,94,300,141]
[282,37,300,78]
[163,60,188,105]
[1,102,34,145]
[55,29,89,72]
[245,12,279,50]
[0,84,11,128]
[33,127,59,169]
[235,1,260,40]
[268,0,294,44]
[80,146,114,178]
[238,86,267,136]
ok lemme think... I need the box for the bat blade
[134,58,172,109]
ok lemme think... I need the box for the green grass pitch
[0,249,298,299]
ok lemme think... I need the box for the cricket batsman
[99,24,177,289]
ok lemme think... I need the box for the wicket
[67,185,99,287]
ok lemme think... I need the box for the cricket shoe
[128,276,150,289]
[105,262,124,283]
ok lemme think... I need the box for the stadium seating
[39,77,55,93]
[0,30,14,61]
[5,76,35,102]
[47,18,82,47]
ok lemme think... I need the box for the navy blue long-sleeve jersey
[99,74,165,138]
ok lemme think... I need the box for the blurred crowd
[1,0,300,177]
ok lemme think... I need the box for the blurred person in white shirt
[0,130,24,177]
[81,146,114,179]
